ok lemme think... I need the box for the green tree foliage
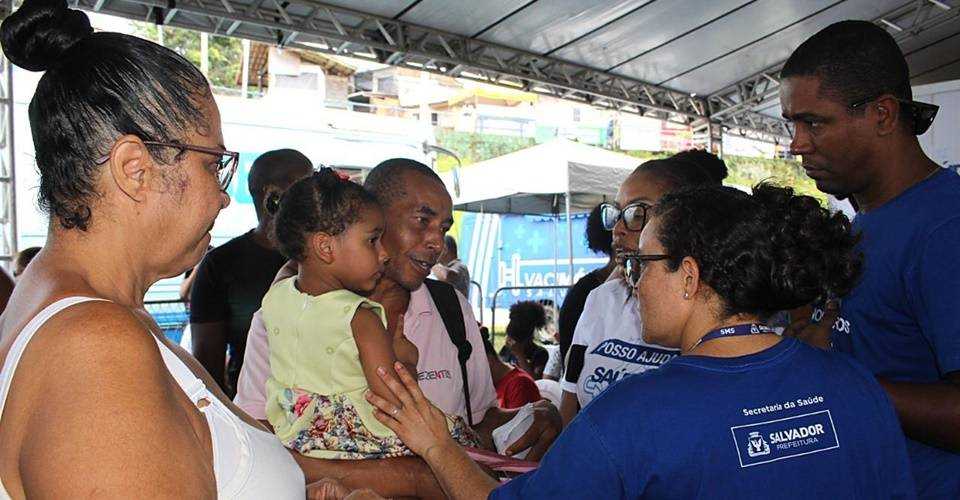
[133,24,242,90]
[434,129,535,172]
[436,129,824,203]
[623,150,824,201]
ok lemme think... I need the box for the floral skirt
[276,388,480,459]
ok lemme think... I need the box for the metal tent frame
[58,0,960,144]
[0,0,958,265]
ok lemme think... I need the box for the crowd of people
[0,0,957,498]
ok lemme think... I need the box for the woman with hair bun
[0,0,313,497]
[559,149,727,426]
[359,184,916,500]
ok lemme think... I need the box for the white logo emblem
[746,431,770,457]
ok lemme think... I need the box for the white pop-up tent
[440,138,644,293]
[445,138,641,215]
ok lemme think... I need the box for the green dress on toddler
[263,277,478,459]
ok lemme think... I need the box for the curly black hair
[274,168,380,262]
[585,204,613,256]
[506,300,548,343]
[653,183,862,319]
[1,0,211,230]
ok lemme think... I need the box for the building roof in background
[235,43,357,87]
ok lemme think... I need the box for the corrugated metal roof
[81,0,960,139]
[388,0,960,121]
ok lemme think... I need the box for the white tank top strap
[146,335,210,405]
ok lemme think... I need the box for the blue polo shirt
[830,168,960,498]
[492,338,915,499]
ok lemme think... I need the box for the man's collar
[407,283,435,318]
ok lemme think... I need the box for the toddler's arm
[353,308,418,407]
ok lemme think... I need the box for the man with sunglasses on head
[559,149,726,426]
[780,21,960,498]
[190,149,313,397]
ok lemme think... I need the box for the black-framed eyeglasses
[848,95,939,135]
[622,252,672,288]
[600,202,651,231]
[96,141,239,191]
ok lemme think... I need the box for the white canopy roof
[443,138,641,215]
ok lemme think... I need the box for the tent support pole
[565,191,574,286]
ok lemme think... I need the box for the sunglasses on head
[600,202,651,232]
[622,252,672,288]
[848,95,939,135]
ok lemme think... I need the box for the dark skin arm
[292,453,445,500]
[257,398,444,498]
[190,322,229,392]
[179,269,199,301]
[786,304,960,451]
[878,372,960,452]
[368,363,499,500]
[559,390,580,428]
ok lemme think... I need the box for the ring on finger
[391,406,401,416]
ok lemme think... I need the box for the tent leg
[565,192,573,285]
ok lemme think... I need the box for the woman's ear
[680,256,702,300]
[108,135,153,202]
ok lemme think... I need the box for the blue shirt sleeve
[490,413,627,500]
[913,216,960,375]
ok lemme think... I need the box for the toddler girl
[263,168,477,459]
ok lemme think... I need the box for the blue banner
[457,212,608,315]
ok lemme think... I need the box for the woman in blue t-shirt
[364,184,917,500]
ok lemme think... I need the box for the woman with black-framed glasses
[358,184,915,500]
[0,0,313,497]
[559,149,728,427]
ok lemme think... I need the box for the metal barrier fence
[490,285,570,331]
[470,280,484,324]
[145,299,190,344]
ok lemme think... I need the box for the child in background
[263,168,477,459]
[501,301,550,379]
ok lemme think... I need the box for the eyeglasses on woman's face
[600,202,651,232]
[96,140,239,192]
[622,252,672,288]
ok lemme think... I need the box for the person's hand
[503,399,561,460]
[783,301,837,350]
[366,362,455,457]
[391,315,419,369]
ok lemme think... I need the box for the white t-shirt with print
[561,279,679,408]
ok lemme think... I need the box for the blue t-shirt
[492,338,915,500]
[829,168,960,497]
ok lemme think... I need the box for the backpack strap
[423,278,474,426]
